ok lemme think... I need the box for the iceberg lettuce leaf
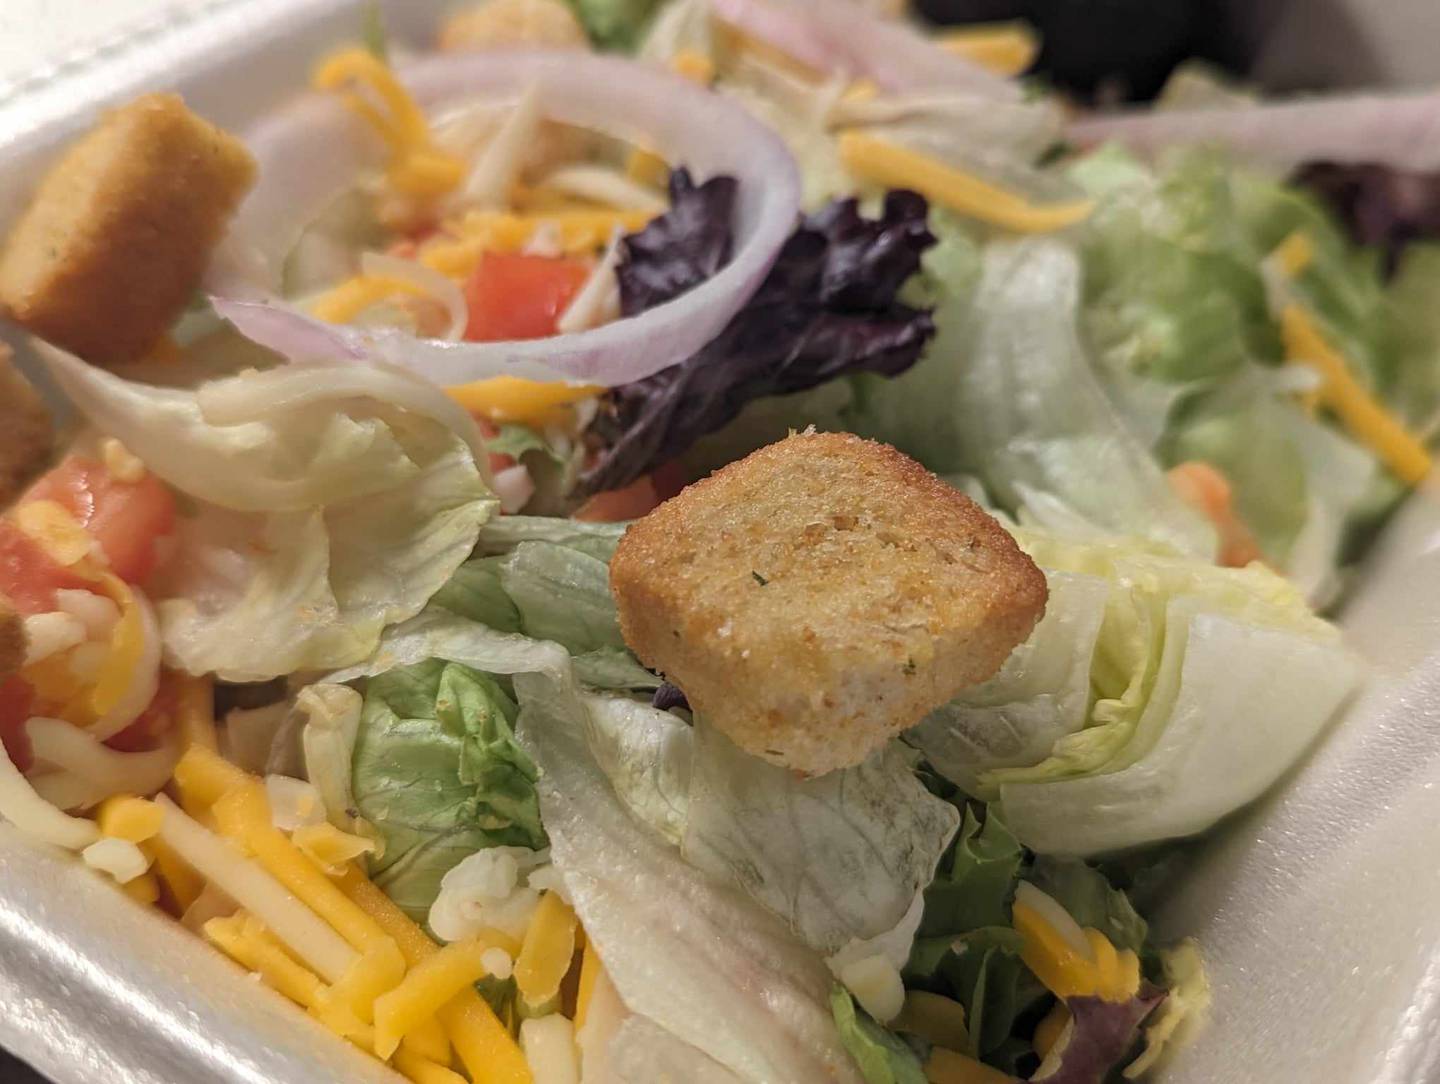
[682,722,960,957]
[906,571,1109,797]
[521,666,865,1083]
[41,347,494,681]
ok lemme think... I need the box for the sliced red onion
[1069,90,1440,172]
[208,50,801,387]
[707,0,1020,100]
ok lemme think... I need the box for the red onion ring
[1069,90,1440,172]
[208,50,801,387]
[707,0,1021,100]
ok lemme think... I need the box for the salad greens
[352,659,542,921]
[910,527,1359,855]
[585,187,937,494]
[39,345,494,681]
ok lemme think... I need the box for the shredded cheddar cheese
[313,48,464,199]
[1280,302,1432,485]
[400,1016,454,1066]
[122,871,161,905]
[1034,1001,1069,1060]
[204,912,328,1009]
[1013,899,1140,1003]
[173,744,250,815]
[446,376,604,426]
[671,48,716,84]
[212,781,393,953]
[514,890,578,1009]
[97,794,163,843]
[936,22,1039,76]
[373,935,496,1058]
[292,822,377,872]
[394,1048,469,1084]
[924,1046,1017,1084]
[838,132,1094,233]
[174,673,217,751]
[421,208,653,275]
[309,274,429,326]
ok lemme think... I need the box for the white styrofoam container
[2,2,1440,1081]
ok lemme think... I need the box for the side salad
[0,1,1427,1083]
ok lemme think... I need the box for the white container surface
[2,1,1440,1081]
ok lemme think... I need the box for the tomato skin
[463,253,592,342]
[575,461,688,523]
[0,676,34,772]
[26,456,176,584]
[0,519,90,615]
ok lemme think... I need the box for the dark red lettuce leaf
[1032,987,1166,1084]
[582,188,937,496]
[618,168,737,313]
[1295,161,1440,276]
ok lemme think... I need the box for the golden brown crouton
[0,347,52,507]
[0,93,256,367]
[439,0,589,51]
[610,432,1049,775]
[0,595,23,680]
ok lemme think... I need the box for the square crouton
[610,431,1049,775]
[0,346,53,507]
[0,93,256,367]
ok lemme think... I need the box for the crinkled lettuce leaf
[913,806,1023,945]
[830,987,927,1084]
[906,571,1109,797]
[420,517,659,691]
[41,346,493,681]
[904,808,1044,1068]
[583,692,693,846]
[978,530,1360,855]
[910,529,1360,855]
[520,665,865,1083]
[682,722,960,958]
[352,659,543,921]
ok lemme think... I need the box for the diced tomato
[26,456,176,584]
[105,672,178,754]
[463,253,592,342]
[651,460,689,503]
[0,676,34,772]
[0,519,90,615]
[474,416,520,476]
[575,461,689,522]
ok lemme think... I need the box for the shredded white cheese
[154,795,356,982]
[82,837,151,884]
[428,845,553,942]
[0,736,100,850]
[22,612,87,665]
[520,1014,580,1084]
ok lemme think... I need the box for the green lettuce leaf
[563,0,662,48]
[982,529,1361,855]
[830,988,927,1084]
[353,659,543,921]
[915,807,1023,941]
[41,346,494,681]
